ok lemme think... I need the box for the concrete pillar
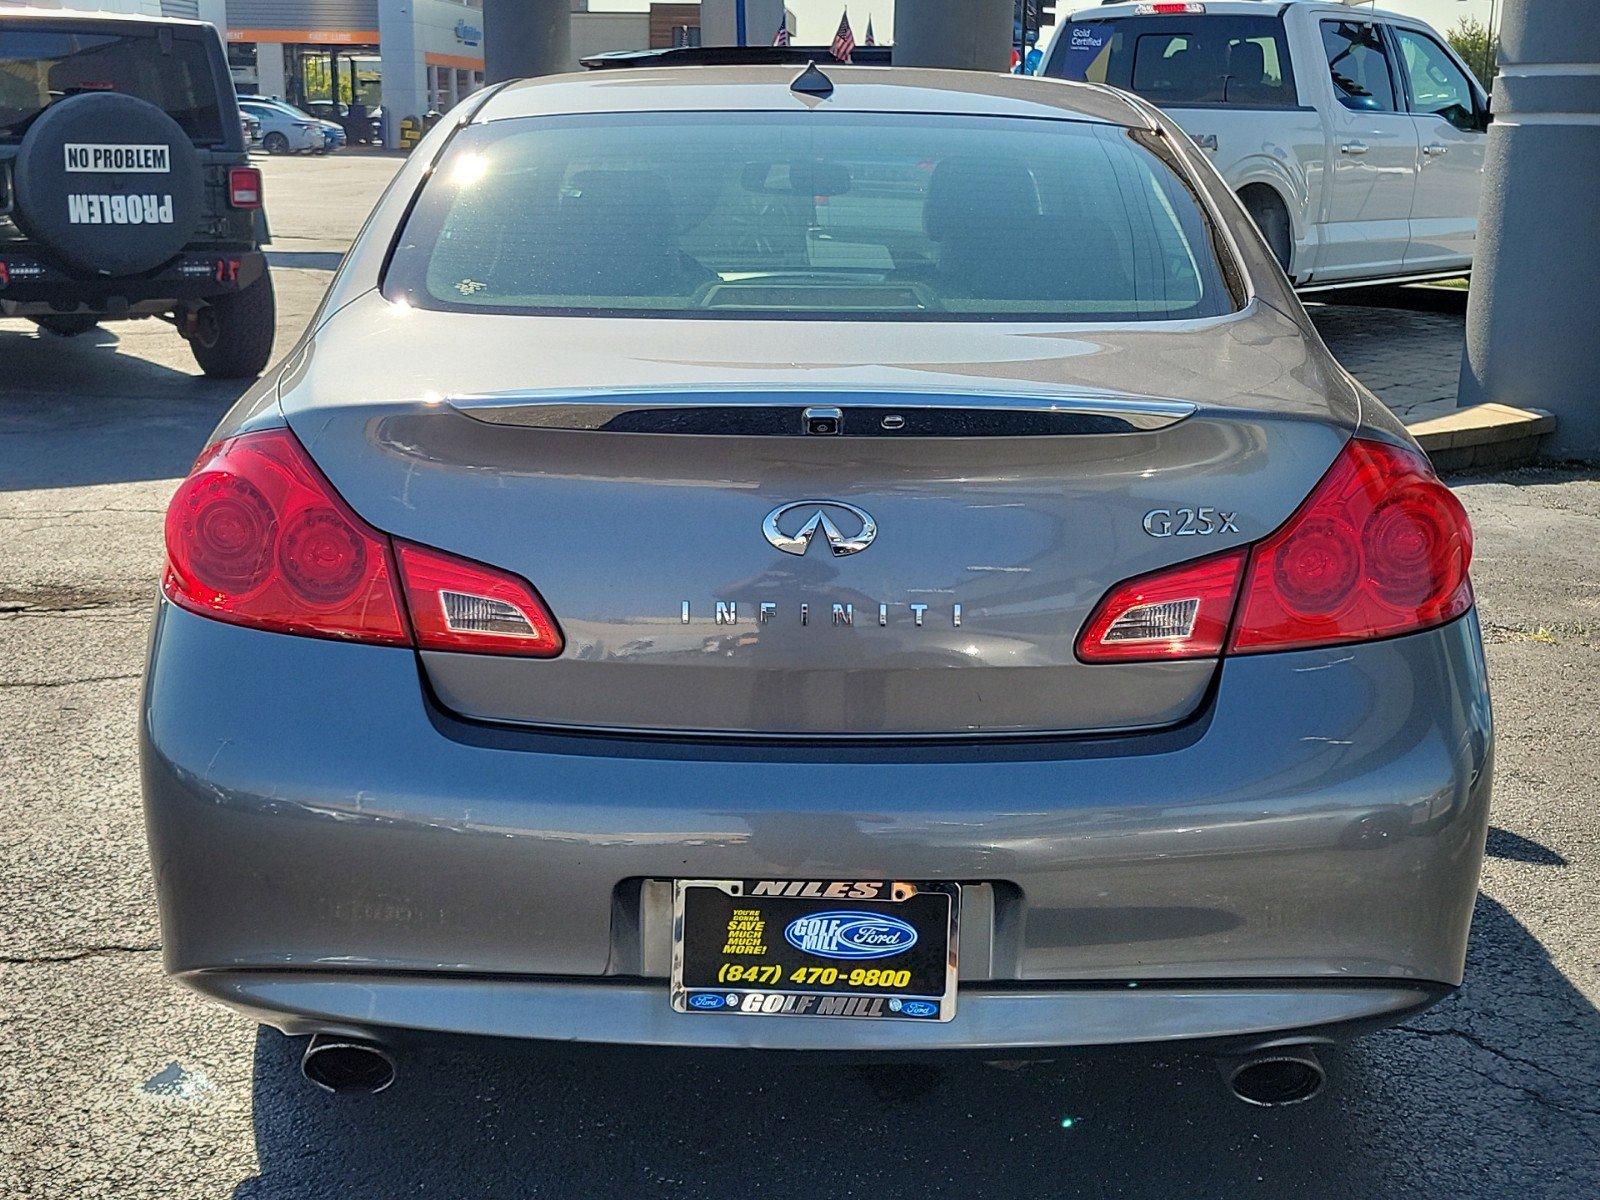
[196,0,226,38]
[483,0,571,84]
[700,0,786,47]
[1459,0,1600,459]
[255,41,286,100]
[893,0,1013,71]
[378,0,428,146]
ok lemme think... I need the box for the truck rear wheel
[1240,186,1293,275]
[187,273,276,379]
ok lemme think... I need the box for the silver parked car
[141,61,1491,1102]
[237,96,325,155]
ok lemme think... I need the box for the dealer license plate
[670,879,959,1022]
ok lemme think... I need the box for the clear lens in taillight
[1230,439,1471,653]
[228,166,262,209]
[163,429,410,644]
[1077,548,1246,663]
[1078,438,1472,664]
[396,541,563,657]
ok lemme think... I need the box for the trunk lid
[281,294,1354,737]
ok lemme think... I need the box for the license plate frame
[670,879,959,1022]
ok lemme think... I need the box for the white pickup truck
[1040,0,1489,288]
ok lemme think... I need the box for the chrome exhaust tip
[300,1034,396,1095]
[1220,1046,1325,1107]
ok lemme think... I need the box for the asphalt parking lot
[2,155,1596,1199]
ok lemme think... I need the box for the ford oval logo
[687,992,726,1010]
[784,910,918,960]
[899,1000,938,1018]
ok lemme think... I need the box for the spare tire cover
[11,92,205,277]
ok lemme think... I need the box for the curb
[1409,403,1556,472]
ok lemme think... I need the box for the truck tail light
[1078,439,1473,663]
[228,166,262,209]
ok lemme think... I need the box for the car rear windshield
[383,112,1240,322]
[1044,16,1299,109]
[0,26,223,143]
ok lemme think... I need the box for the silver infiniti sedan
[141,62,1491,1102]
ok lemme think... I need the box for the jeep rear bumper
[0,248,265,315]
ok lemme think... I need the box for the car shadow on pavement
[1486,825,1569,867]
[230,893,1599,1200]
[0,323,253,491]
[1315,283,1469,316]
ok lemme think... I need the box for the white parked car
[1041,1,1489,288]
[237,97,327,155]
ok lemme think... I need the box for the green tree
[1448,16,1498,87]
[298,56,356,105]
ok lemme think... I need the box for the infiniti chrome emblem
[763,501,877,557]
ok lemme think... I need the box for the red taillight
[1077,548,1246,663]
[397,541,563,657]
[1077,439,1472,663]
[164,429,409,644]
[164,428,565,657]
[1229,439,1472,653]
[228,166,262,209]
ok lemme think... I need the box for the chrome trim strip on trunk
[448,387,1197,435]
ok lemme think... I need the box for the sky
[591,0,1500,46]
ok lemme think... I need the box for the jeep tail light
[1077,548,1246,662]
[396,542,563,657]
[164,428,564,656]
[228,166,262,209]
[164,429,409,645]
[1078,439,1472,663]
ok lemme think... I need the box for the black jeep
[0,9,273,378]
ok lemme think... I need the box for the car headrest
[923,156,1038,242]
[1148,46,1193,91]
[1227,40,1268,84]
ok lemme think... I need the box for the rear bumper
[140,603,1493,1050]
[0,249,265,315]
[181,971,1450,1052]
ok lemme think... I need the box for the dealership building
[228,0,723,145]
[223,0,491,136]
[23,0,717,146]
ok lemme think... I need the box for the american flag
[864,16,875,46]
[772,16,790,46]
[831,10,856,62]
